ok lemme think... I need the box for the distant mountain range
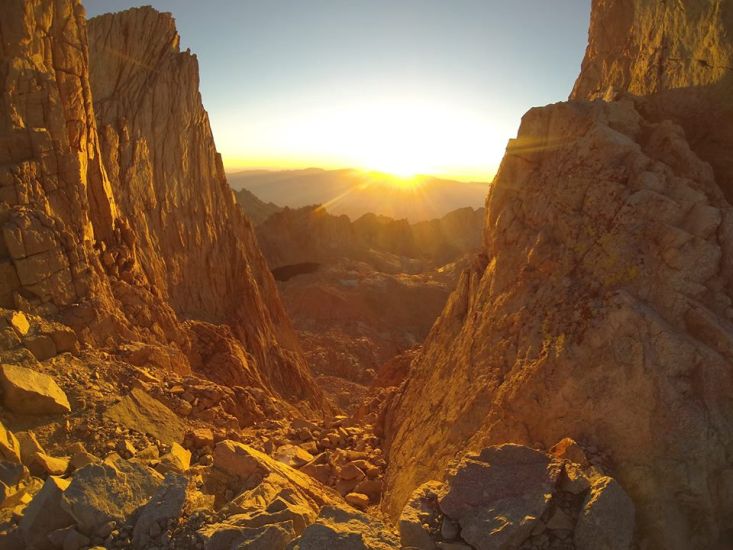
[227,168,489,222]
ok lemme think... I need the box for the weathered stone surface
[290,505,399,550]
[385,94,733,548]
[0,421,20,463]
[437,445,559,550]
[0,363,70,414]
[575,476,635,550]
[571,0,733,202]
[19,476,74,550]
[15,431,44,465]
[213,440,339,511]
[157,442,191,473]
[399,480,445,550]
[104,387,184,444]
[87,7,325,412]
[132,474,188,548]
[9,312,29,336]
[60,458,163,533]
[345,492,370,510]
[274,444,314,468]
[33,452,69,476]
[199,521,296,550]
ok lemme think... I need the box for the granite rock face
[86,7,321,408]
[0,0,324,416]
[572,0,733,201]
[0,0,117,315]
[385,48,733,550]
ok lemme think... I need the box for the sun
[226,97,503,182]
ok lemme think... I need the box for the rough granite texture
[572,0,733,201]
[384,3,733,546]
[1,1,325,416]
[86,8,322,408]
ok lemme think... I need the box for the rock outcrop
[399,443,635,550]
[384,3,733,548]
[572,0,733,201]
[86,7,322,408]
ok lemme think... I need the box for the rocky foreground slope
[383,1,733,549]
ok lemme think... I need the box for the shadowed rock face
[86,7,324,408]
[384,2,733,548]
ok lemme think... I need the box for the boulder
[198,521,296,550]
[0,363,70,415]
[15,431,44,465]
[132,474,188,548]
[104,387,184,444]
[339,462,366,481]
[438,445,560,550]
[60,457,163,533]
[19,476,74,550]
[9,312,29,336]
[190,427,215,448]
[157,442,191,473]
[213,440,338,511]
[33,452,69,476]
[0,421,20,463]
[399,481,444,550]
[289,505,399,549]
[345,492,369,510]
[273,444,314,468]
[222,475,318,533]
[575,477,635,550]
[23,334,57,361]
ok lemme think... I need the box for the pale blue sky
[85,1,592,180]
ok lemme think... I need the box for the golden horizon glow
[215,98,510,184]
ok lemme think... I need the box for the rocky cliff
[1,0,324,416]
[383,2,733,548]
[0,0,189,351]
[572,0,733,201]
[85,7,322,407]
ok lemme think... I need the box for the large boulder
[19,476,74,550]
[438,445,560,550]
[213,440,339,511]
[575,477,636,550]
[289,505,399,550]
[104,387,184,444]
[198,521,296,550]
[0,363,70,415]
[60,456,163,533]
[397,444,634,550]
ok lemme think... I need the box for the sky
[85,1,592,182]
